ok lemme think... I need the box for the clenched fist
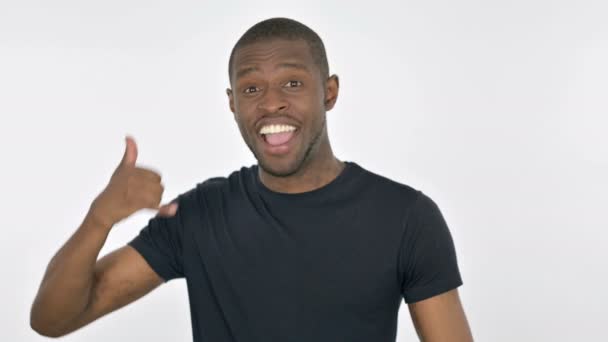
[88,136,178,228]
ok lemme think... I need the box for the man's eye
[244,86,259,94]
[284,80,302,88]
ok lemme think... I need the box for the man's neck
[258,155,345,194]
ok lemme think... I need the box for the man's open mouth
[259,124,298,154]
[260,124,297,146]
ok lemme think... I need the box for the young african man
[31,17,473,342]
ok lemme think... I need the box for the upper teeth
[260,124,296,135]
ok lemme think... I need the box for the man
[30,17,473,341]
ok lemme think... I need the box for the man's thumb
[120,136,138,167]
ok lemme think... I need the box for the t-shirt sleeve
[399,191,463,303]
[127,193,188,282]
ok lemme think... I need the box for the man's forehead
[232,39,313,68]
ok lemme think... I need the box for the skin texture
[30,38,473,341]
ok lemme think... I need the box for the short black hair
[228,17,329,83]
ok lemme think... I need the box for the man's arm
[30,222,163,337]
[408,289,473,342]
[30,136,177,337]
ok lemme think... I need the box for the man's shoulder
[168,165,255,209]
[353,162,420,198]
[356,164,454,226]
[187,164,255,194]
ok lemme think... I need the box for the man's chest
[184,201,405,317]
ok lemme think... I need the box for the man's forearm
[30,208,113,336]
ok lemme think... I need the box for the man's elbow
[30,318,64,338]
[30,307,71,338]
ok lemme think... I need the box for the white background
[2,0,607,341]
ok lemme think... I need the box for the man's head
[226,18,339,178]
[228,17,330,84]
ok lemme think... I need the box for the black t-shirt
[128,161,462,342]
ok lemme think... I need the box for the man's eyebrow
[276,62,310,72]
[235,63,310,80]
[236,66,259,80]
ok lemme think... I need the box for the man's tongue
[264,131,294,146]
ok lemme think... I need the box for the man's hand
[89,136,177,228]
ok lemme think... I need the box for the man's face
[227,39,338,177]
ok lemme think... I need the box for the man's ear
[324,74,339,111]
[226,88,235,114]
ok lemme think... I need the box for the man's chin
[252,138,316,178]
[256,156,304,178]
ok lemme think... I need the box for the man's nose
[257,87,288,113]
